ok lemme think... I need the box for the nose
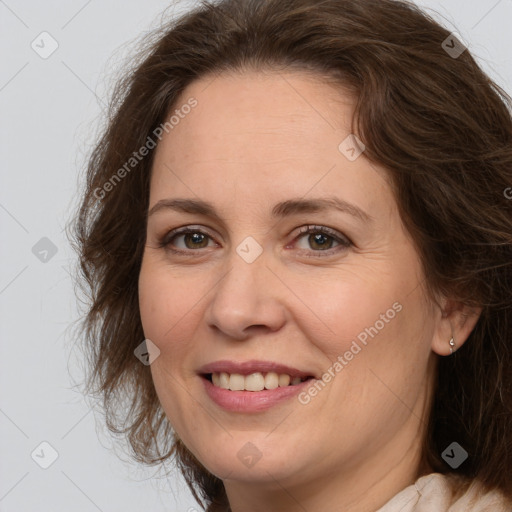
[203,246,287,340]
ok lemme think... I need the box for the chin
[187,436,306,484]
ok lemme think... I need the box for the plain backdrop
[1,1,511,511]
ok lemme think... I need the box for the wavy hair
[70,0,512,510]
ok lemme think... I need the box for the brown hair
[70,0,512,509]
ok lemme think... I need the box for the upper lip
[198,360,316,379]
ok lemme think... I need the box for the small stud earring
[449,337,456,354]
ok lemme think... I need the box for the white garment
[376,473,511,512]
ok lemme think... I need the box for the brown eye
[181,232,210,249]
[294,225,351,257]
[160,227,216,252]
[158,224,351,258]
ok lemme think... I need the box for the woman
[72,0,512,510]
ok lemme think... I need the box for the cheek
[139,252,191,328]
[289,265,408,359]
[293,260,432,405]
[315,282,433,426]
[138,261,204,430]
[138,256,223,378]
[138,261,195,356]
[138,269,168,342]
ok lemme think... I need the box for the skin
[138,69,481,511]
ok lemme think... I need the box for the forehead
[149,70,394,219]
[156,70,353,161]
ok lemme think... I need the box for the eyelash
[157,225,352,258]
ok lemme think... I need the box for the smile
[207,371,311,391]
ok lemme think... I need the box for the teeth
[210,371,308,391]
[264,372,279,390]
[278,374,291,387]
[246,372,265,391]
[229,373,245,391]
[219,372,230,389]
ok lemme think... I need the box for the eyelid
[293,225,350,244]
[159,225,218,249]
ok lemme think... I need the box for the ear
[431,297,482,356]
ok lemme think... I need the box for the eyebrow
[147,197,373,224]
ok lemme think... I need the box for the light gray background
[1,1,511,511]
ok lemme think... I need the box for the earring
[449,337,456,354]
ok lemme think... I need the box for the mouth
[201,372,314,392]
[197,360,318,411]
[200,370,316,412]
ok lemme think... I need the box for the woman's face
[138,70,446,497]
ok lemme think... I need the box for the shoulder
[376,472,512,512]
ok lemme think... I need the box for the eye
[291,225,351,257]
[158,226,217,253]
[157,224,352,257]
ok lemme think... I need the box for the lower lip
[201,376,314,412]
